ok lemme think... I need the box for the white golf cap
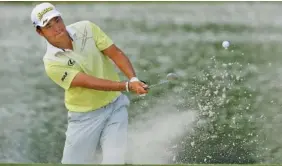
[31,2,61,27]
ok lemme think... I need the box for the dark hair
[36,26,41,31]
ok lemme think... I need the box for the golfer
[31,2,148,164]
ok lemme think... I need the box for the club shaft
[148,80,170,89]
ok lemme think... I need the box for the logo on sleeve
[61,72,68,81]
[68,59,76,66]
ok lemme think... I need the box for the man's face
[37,16,68,42]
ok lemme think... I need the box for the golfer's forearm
[105,47,136,79]
[112,53,136,79]
[71,72,126,91]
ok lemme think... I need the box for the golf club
[144,73,179,89]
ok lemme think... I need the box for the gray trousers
[61,94,130,164]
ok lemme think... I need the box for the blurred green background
[1,1,282,164]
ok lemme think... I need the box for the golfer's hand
[129,81,148,95]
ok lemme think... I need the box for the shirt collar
[67,26,76,40]
[46,26,76,55]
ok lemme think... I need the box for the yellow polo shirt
[43,20,121,112]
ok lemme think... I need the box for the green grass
[0,164,282,166]
[0,1,254,5]
[1,164,282,166]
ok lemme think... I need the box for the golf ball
[166,73,178,80]
[222,41,230,49]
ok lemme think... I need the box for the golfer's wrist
[124,77,140,92]
[129,77,139,82]
[125,81,130,92]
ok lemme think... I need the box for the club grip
[140,80,147,84]
[140,80,149,90]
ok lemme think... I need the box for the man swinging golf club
[31,2,148,164]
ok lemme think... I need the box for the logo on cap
[37,7,54,20]
[42,19,48,25]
